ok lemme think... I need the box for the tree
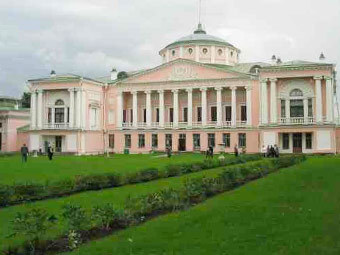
[21,92,31,108]
[117,71,128,80]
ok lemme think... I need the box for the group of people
[205,146,214,159]
[262,144,280,158]
[20,143,55,163]
[234,145,246,157]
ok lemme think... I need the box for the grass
[0,153,206,185]
[61,156,340,255]
[1,158,241,250]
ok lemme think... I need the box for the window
[124,134,131,148]
[290,89,303,97]
[156,108,160,123]
[122,110,127,123]
[169,108,174,123]
[225,106,231,121]
[238,133,246,147]
[165,134,172,148]
[193,134,200,150]
[55,108,64,123]
[109,134,114,148]
[290,99,304,117]
[282,133,289,150]
[48,108,52,123]
[202,48,208,54]
[230,51,234,57]
[218,49,223,56]
[67,107,70,123]
[152,134,158,148]
[308,98,313,117]
[197,107,202,122]
[143,109,147,123]
[208,133,215,147]
[0,122,2,128]
[211,106,217,121]
[130,109,133,122]
[188,48,193,54]
[172,50,176,56]
[90,108,98,129]
[55,99,64,106]
[241,105,247,121]
[138,134,145,148]
[183,107,188,122]
[223,133,230,147]
[306,133,312,149]
[281,100,286,118]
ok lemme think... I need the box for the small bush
[0,185,13,206]
[92,203,123,230]
[13,183,45,201]
[165,164,182,177]
[74,175,110,191]
[139,168,159,182]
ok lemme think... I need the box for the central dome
[159,24,240,66]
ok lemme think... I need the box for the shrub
[105,173,123,187]
[165,164,182,177]
[92,203,123,230]
[139,168,159,182]
[0,185,13,207]
[13,183,45,202]
[74,175,110,191]
[183,177,206,204]
[62,204,89,232]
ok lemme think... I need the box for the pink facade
[26,25,340,154]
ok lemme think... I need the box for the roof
[17,124,30,132]
[207,62,270,74]
[163,24,239,51]
[28,74,104,85]
[0,107,30,112]
[261,60,334,71]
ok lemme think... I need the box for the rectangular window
[225,106,231,121]
[138,134,145,148]
[123,109,127,123]
[130,109,133,123]
[282,133,289,150]
[90,108,98,129]
[308,99,313,117]
[197,107,202,122]
[152,134,158,148]
[211,106,217,121]
[208,133,215,147]
[109,134,114,148]
[193,134,200,150]
[238,133,246,147]
[55,108,64,123]
[281,100,286,118]
[143,109,147,123]
[124,134,131,148]
[183,107,188,122]
[241,105,247,121]
[169,108,174,123]
[306,133,312,149]
[67,107,70,123]
[223,133,230,147]
[165,134,172,148]
[290,99,304,117]
[156,108,160,123]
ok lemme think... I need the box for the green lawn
[1,159,240,250]
[63,156,340,255]
[0,153,205,185]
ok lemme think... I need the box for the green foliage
[20,92,31,108]
[0,185,13,206]
[92,203,124,230]
[12,183,44,201]
[62,204,88,232]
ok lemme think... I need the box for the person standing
[21,144,29,163]
[234,145,239,157]
[47,144,54,161]
[274,144,280,158]
[261,145,266,157]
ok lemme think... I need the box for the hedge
[0,154,262,207]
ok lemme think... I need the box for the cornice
[261,64,333,73]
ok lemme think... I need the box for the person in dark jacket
[21,144,29,163]
[47,144,54,161]
[234,145,239,157]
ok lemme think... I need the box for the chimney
[276,57,282,65]
[50,70,56,78]
[111,68,117,80]
[319,52,325,62]
[271,55,276,65]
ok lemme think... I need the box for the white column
[51,108,55,125]
[76,89,81,128]
[145,90,152,128]
[270,78,277,123]
[69,89,74,128]
[314,76,323,122]
[179,46,184,58]
[285,99,290,123]
[116,91,123,128]
[172,89,179,128]
[186,88,193,127]
[30,91,37,129]
[81,89,86,129]
[261,79,268,124]
[158,90,164,128]
[64,106,68,124]
[200,88,207,126]
[303,98,308,123]
[166,50,170,62]
[325,76,334,122]
[211,45,216,64]
[132,91,138,128]
[37,90,43,129]
[215,87,222,126]
[246,86,252,126]
[231,86,237,127]
[195,45,200,62]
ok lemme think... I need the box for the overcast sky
[1,0,340,103]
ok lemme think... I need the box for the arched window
[290,89,303,97]
[188,48,193,55]
[202,48,208,54]
[55,99,65,106]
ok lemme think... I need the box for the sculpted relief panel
[279,79,314,98]
[168,65,198,81]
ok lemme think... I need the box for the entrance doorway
[55,136,62,152]
[293,133,302,153]
[178,134,186,151]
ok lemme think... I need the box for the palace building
[27,24,340,154]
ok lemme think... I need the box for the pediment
[122,60,247,84]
